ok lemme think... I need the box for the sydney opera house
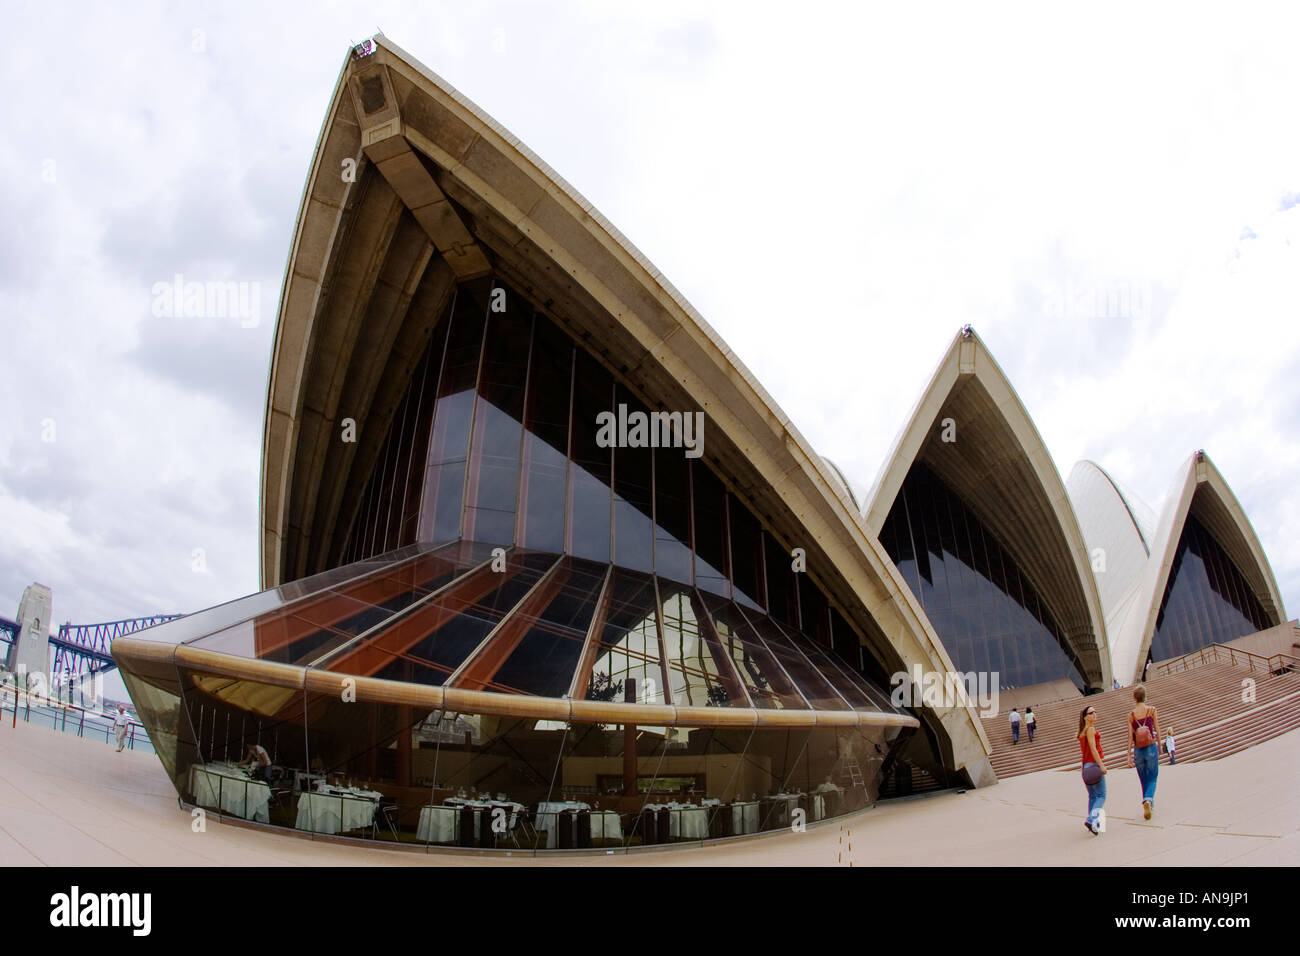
[112,37,1288,853]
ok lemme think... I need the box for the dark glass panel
[517,318,572,553]
[692,461,729,597]
[697,591,806,710]
[612,385,655,573]
[798,572,830,646]
[568,350,614,562]
[878,462,1085,691]
[319,550,556,687]
[763,532,799,629]
[462,292,531,547]
[654,442,693,585]
[474,558,608,698]
[657,582,739,708]
[727,495,765,610]
[737,607,845,711]
[587,570,667,707]
[420,282,491,543]
[191,545,469,664]
[117,656,198,788]
[795,635,877,710]
[1150,515,1272,661]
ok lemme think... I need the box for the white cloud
[0,0,1296,655]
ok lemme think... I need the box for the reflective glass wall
[1150,514,1272,662]
[142,659,894,851]
[342,277,865,656]
[116,537,903,852]
[880,462,1087,690]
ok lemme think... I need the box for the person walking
[1009,707,1021,745]
[1078,705,1107,834]
[1165,726,1177,765]
[112,704,130,752]
[1128,685,1160,819]
[1025,706,1037,743]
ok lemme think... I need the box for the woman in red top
[1078,705,1107,835]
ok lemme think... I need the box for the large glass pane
[727,495,765,610]
[740,608,847,711]
[193,545,468,664]
[692,461,729,597]
[698,591,806,710]
[420,282,490,543]
[176,667,306,833]
[517,318,572,553]
[585,570,667,707]
[317,550,556,686]
[462,292,531,547]
[1150,514,1272,661]
[658,583,742,708]
[613,385,655,573]
[654,444,693,584]
[568,351,613,562]
[461,557,607,697]
[878,462,1085,691]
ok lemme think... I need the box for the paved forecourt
[0,718,1295,867]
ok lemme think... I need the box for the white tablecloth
[295,790,378,834]
[590,811,623,843]
[536,800,588,847]
[731,801,759,835]
[535,802,624,848]
[190,765,271,823]
[416,805,458,844]
[647,803,708,840]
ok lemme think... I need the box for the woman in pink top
[1128,685,1160,819]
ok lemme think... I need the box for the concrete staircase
[981,652,1300,779]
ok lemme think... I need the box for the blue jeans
[1011,723,1020,743]
[1134,744,1159,804]
[1084,763,1106,827]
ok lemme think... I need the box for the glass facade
[118,273,913,853]
[1150,514,1272,662]
[341,276,858,654]
[880,462,1087,691]
[116,539,902,852]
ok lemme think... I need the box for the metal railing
[0,684,152,754]
[1156,643,1300,677]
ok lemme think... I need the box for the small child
[1165,727,1176,765]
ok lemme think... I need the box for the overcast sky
[2,2,1297,701]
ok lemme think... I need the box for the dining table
[189,762,271,823]
[535,801,624,848]
[295,785,382,835]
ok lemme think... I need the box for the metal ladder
[843,757,866,789]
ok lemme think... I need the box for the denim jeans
[1083,763,1106,827]
[1011,723,1020,743]
[1134,744,1159,804]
